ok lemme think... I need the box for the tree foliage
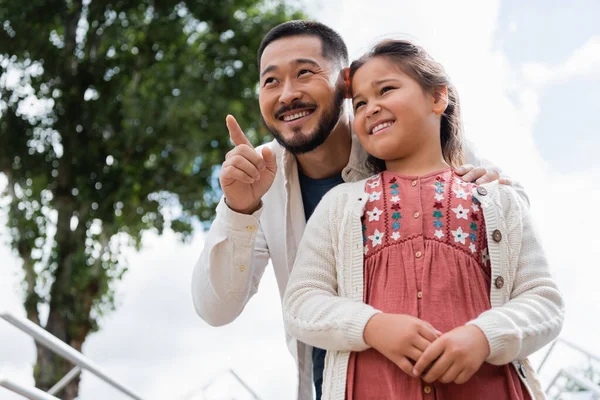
[0,0,303,397]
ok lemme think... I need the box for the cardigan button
[492,229,502,242]
[423,385,432,394]
[495,276,505,289]
[477,186,488,196]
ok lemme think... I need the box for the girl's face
[351,57,442,163]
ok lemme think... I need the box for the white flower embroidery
[482,248,489,264]
[455,178,469,187]
[471,203,480,212]
[391,231,401,241]
[434,230,444,239]
[390,195,401,203]
[469,243,477,253]
[451,204,470,220]
[453,187,468,200]
[367,180,381,188]
[367,207,383,222]
[369,191,382,202]
[434,193,444,201]
[451,227,468,244]
[368,229,385,247]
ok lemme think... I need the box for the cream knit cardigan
[283,178,564,400]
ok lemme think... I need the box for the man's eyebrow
[294,58,320,68]
[260,65,277,79]
[260,58,321,78]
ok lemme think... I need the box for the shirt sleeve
[191,197,270,326]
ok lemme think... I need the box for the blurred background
[1,0,599,399]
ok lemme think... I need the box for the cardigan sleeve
[283,187,381,352]
[467,185,565,365]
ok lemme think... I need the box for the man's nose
[279,81,301,105]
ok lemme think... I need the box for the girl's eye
[381,86,395,94]
[354,101,366,111]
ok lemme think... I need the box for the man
[192,20,526,400]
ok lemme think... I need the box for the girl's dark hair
[349,40,465,173]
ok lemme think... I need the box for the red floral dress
[345,169,531,400]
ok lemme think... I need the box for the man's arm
[192,197,270,326]
[192,115,277,326]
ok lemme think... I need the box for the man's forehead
[260,35,325,69]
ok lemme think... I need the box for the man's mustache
[274,102,317,119]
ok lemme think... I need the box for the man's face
[258,35,345,155]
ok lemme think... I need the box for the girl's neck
[384,151,450,177]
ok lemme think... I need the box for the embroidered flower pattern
[369,229,384,247]
[451,226,468,244]
[453,187,468,200]
[452,204,469,220]
[432,177,445,232]
[360,170,490,269]
[367,207,383,222]
[369,191,382,202]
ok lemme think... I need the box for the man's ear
[433,85,449,115]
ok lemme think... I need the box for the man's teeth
[283,110,311,122]
[371,121,394,134]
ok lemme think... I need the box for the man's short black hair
[257,20,349,70]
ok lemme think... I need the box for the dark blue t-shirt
[298,169,344,400]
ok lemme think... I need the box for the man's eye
[298,69,313,77]
[263,77,276,86]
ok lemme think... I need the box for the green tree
[0,1,304,398]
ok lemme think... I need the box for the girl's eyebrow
[372,78,400,86]
[352,78,401,101]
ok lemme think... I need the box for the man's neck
[296,113,352,180]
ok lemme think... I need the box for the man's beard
[261,87,345,155]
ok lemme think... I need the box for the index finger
[413,339,445,377]
[226,114,252,147]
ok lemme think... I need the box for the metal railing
[540,338,600,398]
[0,376,60,400]
[0,311,144,400]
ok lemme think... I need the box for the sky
[1,0,600,399]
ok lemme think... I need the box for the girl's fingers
[418,324,440,343]
[406,346,423,363]
[394,356,418,378]
[414,335,433,353]
[454,368,475,384]
[439,362,462,384]
[413,339,445,377]
[422,353,453,383]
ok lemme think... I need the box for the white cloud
[522,35,600,87]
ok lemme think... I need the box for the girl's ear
[432,85,449,115]
[340,67,351,99]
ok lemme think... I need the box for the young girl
[283,40,564,400]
